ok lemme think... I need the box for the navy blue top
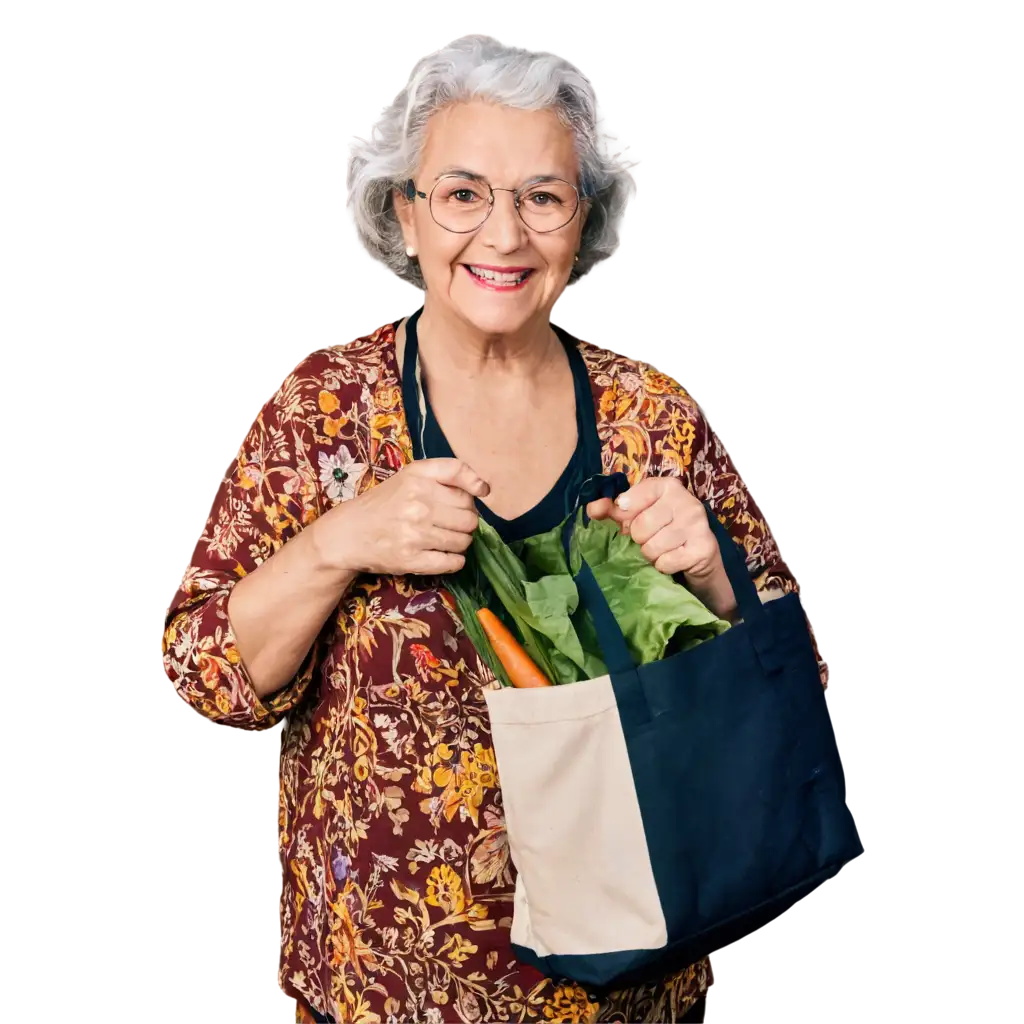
[399,306,603,542]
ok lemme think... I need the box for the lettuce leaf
[522,574,607,681]
[456,508,731,685]
[572,515,732,662]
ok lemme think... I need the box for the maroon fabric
[164,319,827,1023]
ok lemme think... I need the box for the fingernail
[616,494,630,511]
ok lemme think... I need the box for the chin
[457,304,534,336]
[451,279,546,335]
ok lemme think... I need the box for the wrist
[683,560,739,623]
[305,505,364,583]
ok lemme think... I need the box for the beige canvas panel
[484,675,667,957]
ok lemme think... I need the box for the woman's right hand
[310,458,489,577]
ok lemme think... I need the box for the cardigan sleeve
[646,368,830,690]
[161,359,329,729]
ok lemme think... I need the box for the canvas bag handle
[562,473,783,676]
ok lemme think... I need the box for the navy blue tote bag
[482,473,863,991]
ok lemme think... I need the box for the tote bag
[482,474,863,991]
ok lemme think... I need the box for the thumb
[420,458,490,498]
[586,497,618,521]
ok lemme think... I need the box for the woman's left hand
[586,477,723,579]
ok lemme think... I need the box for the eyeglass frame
[402,172,589,235]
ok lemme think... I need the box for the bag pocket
[484,676,668,957]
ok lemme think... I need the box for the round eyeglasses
[404,174,583,234]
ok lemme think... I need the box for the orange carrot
[476,608,552,688]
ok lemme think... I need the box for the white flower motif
[618,371,644,393]
[318,448,366,502]
[408,839,440,864]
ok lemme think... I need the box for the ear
[394,185,419,254]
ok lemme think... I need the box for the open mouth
[462,265,535,289]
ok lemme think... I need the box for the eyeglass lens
[429,176,579,233]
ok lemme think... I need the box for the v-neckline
[394,307,603,541]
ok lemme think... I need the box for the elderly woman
[163,34,828,1024]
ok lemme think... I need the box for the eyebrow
[435,167,480,181]
[433,167,569,187]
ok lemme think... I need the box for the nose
[476,188,529,253]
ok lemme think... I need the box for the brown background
[2,9,1024,1024]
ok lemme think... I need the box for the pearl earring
[406,247,417,258]
[574,253,579,263]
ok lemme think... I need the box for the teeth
[468,266,529,284]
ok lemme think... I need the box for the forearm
[227,514,358,700]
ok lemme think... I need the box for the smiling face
[395,99,589,337]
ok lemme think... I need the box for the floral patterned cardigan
[162,317,828,1024]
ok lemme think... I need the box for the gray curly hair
[347,34,636,289]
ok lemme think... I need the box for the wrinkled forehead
[417,100,580,186]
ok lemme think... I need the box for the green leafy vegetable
[470,519,560,683]
[451,507,732,686]
[522,575,606,681]
[571,515,732,662]
[445,555,511,688]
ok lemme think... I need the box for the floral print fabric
[162,318,828,1023]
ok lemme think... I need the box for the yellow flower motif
[318,389,348,437]
[425,864,465,915]
[411,764,433,794]
[543,984,599,1023]
[615,392,636,421]
[263,503,292,538]
[465,901,489,921]
[432,744,497,827]
[440,932,478,964]
[644,369,688,398]
[318,390,340,414]
[656,412,697,476]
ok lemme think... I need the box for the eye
[436,178,487,205]
[526,191,560,206]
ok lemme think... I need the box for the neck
[416,299,560,381]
